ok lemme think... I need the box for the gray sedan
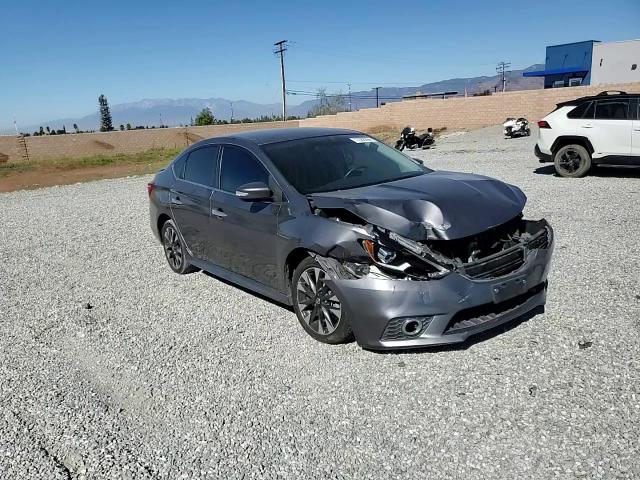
[148,127,553,350]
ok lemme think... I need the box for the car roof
[557,90,639,107]
[192,127,363,148]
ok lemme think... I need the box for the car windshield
[262,134,430,194]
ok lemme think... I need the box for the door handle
[581,124,594,128]
[211,209,227,218]
[171,196,182,205]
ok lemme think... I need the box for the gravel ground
[1,125,638,479]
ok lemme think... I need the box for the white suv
[535,91,640,177]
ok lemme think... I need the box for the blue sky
[1,0,639,129]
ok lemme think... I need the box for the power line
[273,40,288,121]
[496,61,511,93]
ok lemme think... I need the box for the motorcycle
[394,126,435,151]
[503,117,531,138]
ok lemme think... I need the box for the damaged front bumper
[318,223,554,350]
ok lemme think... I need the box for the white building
[590,39,640,86]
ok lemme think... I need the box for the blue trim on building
[523,67,589,77]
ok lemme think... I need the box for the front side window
[262,135,429,194]
[594,99,630,120]
[183,146,219,186]
[220,146,269,192]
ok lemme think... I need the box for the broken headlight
[361,239,397,264]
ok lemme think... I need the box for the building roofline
[593,38,640,46]
[546,40,601,48]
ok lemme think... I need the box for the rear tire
[161,219,197,274]
[554,144,592,178]
[291,257,353,345]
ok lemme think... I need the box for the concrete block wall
[0,121,300,163]
[3,82,639,163]
[298,82,640,132]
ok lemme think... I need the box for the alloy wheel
[557,148,585,174]
[163,225,183,270]
[296,267,341,335]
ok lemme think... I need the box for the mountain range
[10,65,543,134]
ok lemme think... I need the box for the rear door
[170,145,220,261]
[579,98,632,163]
[632,98,640,162]
[211,145,283,289]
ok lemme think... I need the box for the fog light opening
[401,318,423,336]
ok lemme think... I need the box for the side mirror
[235,182,272,201]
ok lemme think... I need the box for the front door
[632,99,640,162]
[211,145,282,289]
[578,98,632,163]
[170,145,220,261]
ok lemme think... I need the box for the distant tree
[39,126,45,136]
[126,123,132,130]
[98,94,114,132]
[73,123,79,133]
[50,129,56,135]
[119,124,125,131]
[190,116,194,126]
[62,125,67,134]
[194,107,215,126]
[46,126,51,134]
[308,88,347,117]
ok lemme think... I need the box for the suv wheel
[291,257,353,344]
[554,144,592,178]
[161,219,197,274]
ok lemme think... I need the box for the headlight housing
[361,239,398,264]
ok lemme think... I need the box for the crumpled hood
[310,171,527,240]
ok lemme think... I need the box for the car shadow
[534,164,640,178]
[201,269,545,354]
[365,305,545,355]
[200,270,294,311]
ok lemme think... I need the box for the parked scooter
[503,117,531,138]
[394,126,435,151]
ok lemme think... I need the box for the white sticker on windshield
[349,137,377,143]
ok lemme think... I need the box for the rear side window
[183,146,220,186]
[567,102,593,119]
[594,100,630,120]
[220,146,269,192]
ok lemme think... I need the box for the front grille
[461,227,550,280]
[528,227,550,250]
[444,282,546,334]
[463,247,525,279]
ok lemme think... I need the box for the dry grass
[0,148,181,179]
[0,148,182,192]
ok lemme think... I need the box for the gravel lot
[1,125,639,479]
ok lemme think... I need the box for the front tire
[161,219,197,274]
[554,144,592,178]
[291,257,353,345]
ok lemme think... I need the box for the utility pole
[230,101,234,123]
[274,40,288,121]
[375,87,381,108]
[348,83,352,112]
[496,61,511,92]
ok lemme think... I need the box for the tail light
[147,183,156,196]
[537,120,551,129]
